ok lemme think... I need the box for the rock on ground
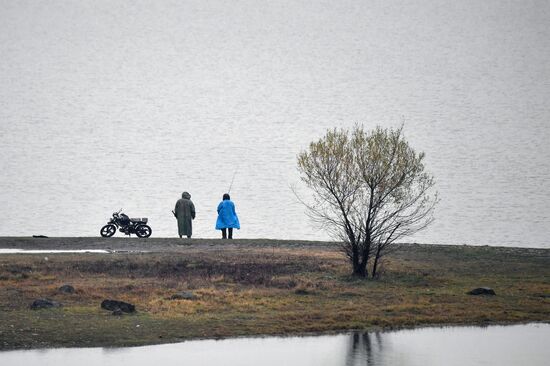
[467,287,496,295]
[58,285,75,294]
[101,299,136,313]
[30,299,62,310]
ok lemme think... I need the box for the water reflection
[0,324,548,366]
[345,332,385,365]
[342,324,550,366]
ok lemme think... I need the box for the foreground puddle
[0,249,111,254]
[0,323,548,366]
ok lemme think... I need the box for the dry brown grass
[0,242,548,349]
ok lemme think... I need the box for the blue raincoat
[215,200,240,230]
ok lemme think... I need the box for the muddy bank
[0,236,338,252]
[1,236,548,256]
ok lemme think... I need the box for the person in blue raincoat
[215,193,240,239]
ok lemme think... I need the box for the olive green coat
[174,192,196,237]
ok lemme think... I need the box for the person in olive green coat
[174,191,196,238]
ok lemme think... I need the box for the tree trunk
[352,261,368,277]
[371,245,382,278]
[353,251,369,277]
[371,256,379,278]
[351,242,359,274]
[354,238,371,278]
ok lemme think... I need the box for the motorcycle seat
[130,218,148,224]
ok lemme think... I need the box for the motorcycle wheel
[100,224,116,237]
[135,224,152,238]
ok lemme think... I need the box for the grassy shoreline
[0,238,549,350]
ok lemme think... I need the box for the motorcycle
[100,209,152,238]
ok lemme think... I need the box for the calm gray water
[1,1,549,247]
[1,324,549,366]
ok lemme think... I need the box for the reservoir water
[1,1,549,247]
[1,323,548,366]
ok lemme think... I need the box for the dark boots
[221,228,233,239]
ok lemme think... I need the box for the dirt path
[0,237,338,253]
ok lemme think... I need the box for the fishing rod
[227,167,238,194]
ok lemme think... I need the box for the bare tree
[297,125,437,278]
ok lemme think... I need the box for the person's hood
[182,192,191,199]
